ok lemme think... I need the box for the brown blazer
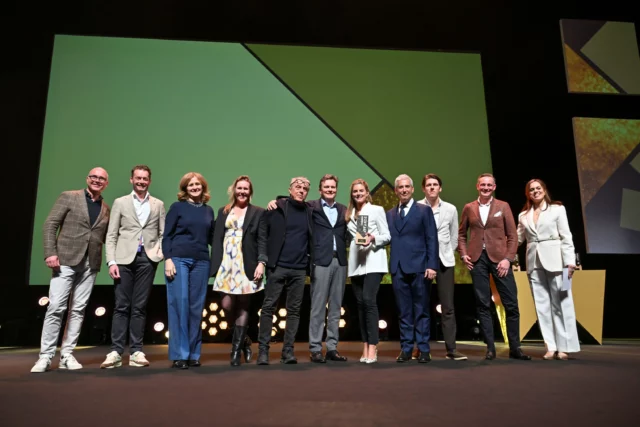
[458,198,517,263]
[42,189,110,271]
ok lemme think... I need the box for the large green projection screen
[30,35,492,285]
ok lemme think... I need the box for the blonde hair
[223,175,254,214]
[177,172,211,203]
[346,179,372,222]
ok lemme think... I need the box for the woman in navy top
[162,172,215,369]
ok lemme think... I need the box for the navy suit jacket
[386,201,439,275]
[307,199,348,267]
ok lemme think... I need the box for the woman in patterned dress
[210,175,268,366]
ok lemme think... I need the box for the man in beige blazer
[31,167,111,373]
[101,165,165,369]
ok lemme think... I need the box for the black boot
[230,325,247,367]
[243,334,253,363]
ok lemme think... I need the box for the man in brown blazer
[31,167,111,373]
[458,173,531,361]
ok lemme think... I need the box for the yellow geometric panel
[513,272,538,341]
[573,118,640,205]
[564,44,618,94]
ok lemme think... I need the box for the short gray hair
[394,174,413,188]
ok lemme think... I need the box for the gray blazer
[418,198,458,267]
[43,189,110,271]
[106,193,165,265]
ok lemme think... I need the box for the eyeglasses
[88,175,108,183]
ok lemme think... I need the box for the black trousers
[470,250,521,352]
[258,266,306,351]
[351,273,382,345]
[436,262,457,351]
[110,251,157,354]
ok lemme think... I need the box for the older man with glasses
[31,167,111,372]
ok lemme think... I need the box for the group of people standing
[31,165,580,372]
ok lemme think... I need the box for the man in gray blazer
[417,174,467,361]
[101,165,165,369]
[31,167,111,373]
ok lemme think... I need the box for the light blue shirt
[322,199,338,251]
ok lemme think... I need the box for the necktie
[400,204,406,219]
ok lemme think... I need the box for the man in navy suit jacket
[386,174,439,363]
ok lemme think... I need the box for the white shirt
[133,191,151,246]
[478,197,493,226]
[398,198,414,217]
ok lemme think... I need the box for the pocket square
[493,211,502,217]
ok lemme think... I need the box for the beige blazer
[418,198,458,267]
[106,193,165,265]
[517,203,575,274]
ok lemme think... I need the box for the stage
[1,341,639,426]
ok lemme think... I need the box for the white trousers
[529,268,580,353]
[39,256,97,358]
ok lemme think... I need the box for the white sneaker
[100,351,122,369]
[130,351,150,367]
[31,356,52,373]
[59,353,83,370]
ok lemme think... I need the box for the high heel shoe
[543,351,557,360]
[365,348,378,364]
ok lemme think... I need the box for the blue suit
[387,201,439,353]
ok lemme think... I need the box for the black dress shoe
[310,352,326,363]
[418,351,432,363]
[188,359,201,367]
[485,351,496,360]
[172,360,189,369]
[326,350,347,362]
[509,349,532,360]
[257,349,269,365]
[396,351,411,363]
[281,349,298,364]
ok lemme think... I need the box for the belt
[531,237,559,243]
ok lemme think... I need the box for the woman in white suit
[517,179,579,360]
[346,179,391,364]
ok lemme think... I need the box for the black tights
[221,294,250,327]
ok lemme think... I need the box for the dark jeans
[258,266,306,351]
[110,251,157,354]
[351,273,382,345]
[470,250,521,352]
[436,262,457,351]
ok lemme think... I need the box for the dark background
[2,1,639,346]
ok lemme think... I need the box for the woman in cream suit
[517,179,579,360]
[346,179,391,364]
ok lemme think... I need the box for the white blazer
[346,203,391,276]
[418,198,458,267]
[517,203,575,274]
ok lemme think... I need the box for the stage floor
[1,341,639,426]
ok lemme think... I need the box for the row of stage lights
[37,296,456,339]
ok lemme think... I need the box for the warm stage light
[95,307,106,317]
[219,321,228,330]
[340,307,346,316]
[202,309,208,317]
[219,310,225,318]
[339,319,346,328]
[153,322,165,332]
[278,320,286,329]
[271,327,277,337]
[436,304,442,314]
[38,297,49,306]
[165,331,170,338]
[257,309,262,316]
[272,315,277,323]
[491,295,495,302]
[201,321,207,330]
[208,327,218,336]
[278,308,287,317]
[378,320,387,329]
[209,315,218,324]
[209,302,218,311]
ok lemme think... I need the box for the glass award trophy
[355,215,369,245]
